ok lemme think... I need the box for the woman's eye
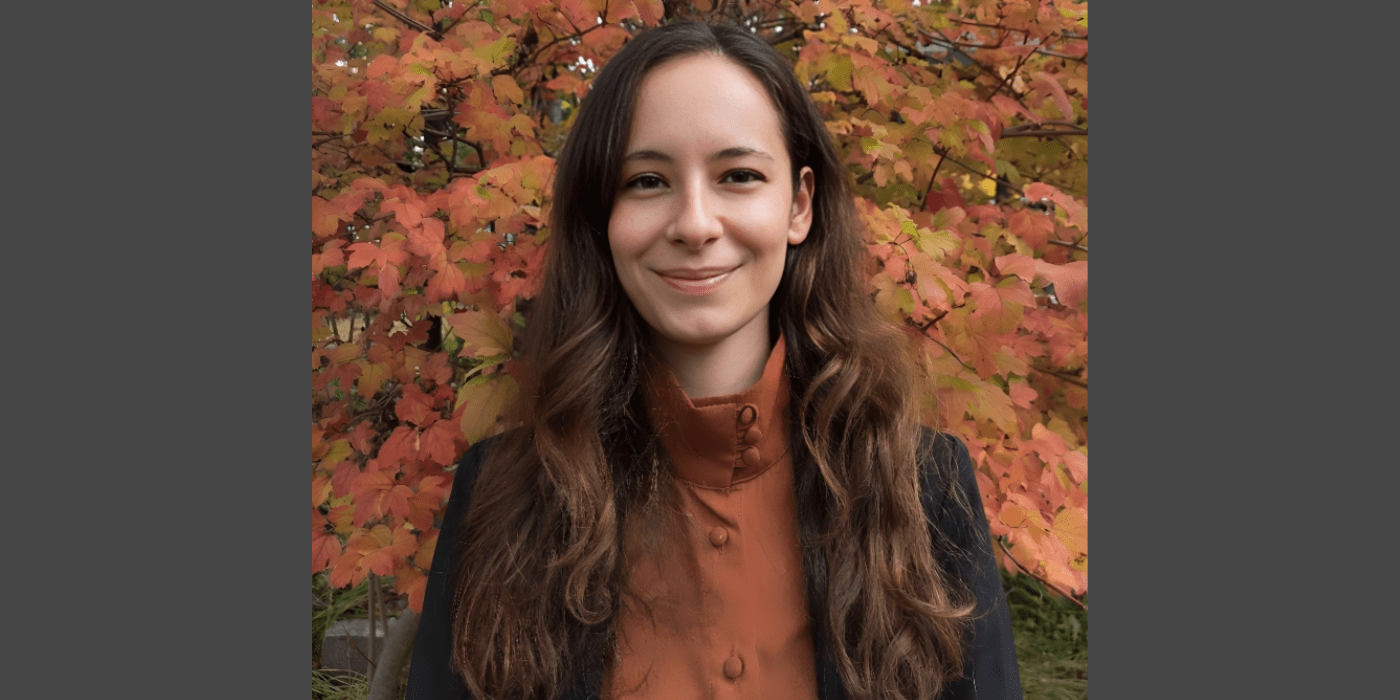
[723,170,765,185]
[626,174,666,190]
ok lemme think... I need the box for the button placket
[737,404,760,470]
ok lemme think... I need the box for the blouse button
[708,526,728,547]
[737,405,757,426]
[741,446,761,467]
[723,655,744,680]
[743,426,762,445]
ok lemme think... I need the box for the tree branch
[365,612,421,700]
[937,149,1024,197]
[998,538,1088,610]
[1000,127,1088,138]
[766,23,818,46]
[371,0,439,39]
[1030,364,1087,388]
[921,153,946,212]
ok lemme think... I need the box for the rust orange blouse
[603,336,816,699]
[407,339,1024,700]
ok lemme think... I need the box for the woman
[409,21,1021,700]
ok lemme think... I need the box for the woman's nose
[667,185,722,249]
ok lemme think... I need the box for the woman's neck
[652,317,774,399]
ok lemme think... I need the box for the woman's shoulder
[914,427,977,506]
[444,429,516,502]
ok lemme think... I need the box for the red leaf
[418,418,460,467]
[386,484,414,520]
[394,386,435,425]
[378,426,416,467]
[350,469,395,527]
[421,352,453,387]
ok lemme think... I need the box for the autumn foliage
[312,0,1089,613]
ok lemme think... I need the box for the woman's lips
[655,266,737,295]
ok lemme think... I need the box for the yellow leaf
[444,309,513,358]
[978,177,997,198]
[358,362,392,398]
[491,74,524,106]
[455,373,519,444]
[320,440,353,468]
[1051,507,1088,555]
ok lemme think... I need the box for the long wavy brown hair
[449,21,978,700]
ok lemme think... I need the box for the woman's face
[607,53,814,356]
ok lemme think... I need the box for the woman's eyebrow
[621,146,775,164]
[711,146,774,162]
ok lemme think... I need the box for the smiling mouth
[655,267,737,295]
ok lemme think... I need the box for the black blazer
[407,429,1022,699]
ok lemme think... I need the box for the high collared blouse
[603,336,814,699]
[408,339,1023,700]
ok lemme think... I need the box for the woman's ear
[788,166,815,245]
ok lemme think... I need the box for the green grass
[313,574,373,700]
[1004,572,1088,700]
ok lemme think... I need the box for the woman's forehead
[623,54,788,160]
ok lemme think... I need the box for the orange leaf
[1009,381,1038,409]
[1063,450,1088,483]
[491,74,524,106]
[632,0,663,25]
[1031,71,1075,121]
[395,561,428,612]
[426,253,467,302]
[994,253,1036,282]
[313,511,341,574]
[313,474,333,508]
[1033,259,1088,309]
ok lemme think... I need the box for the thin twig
[921,153,946,212]
[999,538,1088,610]
[433,0,482,38]
[1048,240,1088,253]
[1000,128,1088,138]
[366,573,377,682]
[917,323,975,374]
[377,577,390,657]
[982,37,1036,103]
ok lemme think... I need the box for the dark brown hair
[449,21,976,700]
